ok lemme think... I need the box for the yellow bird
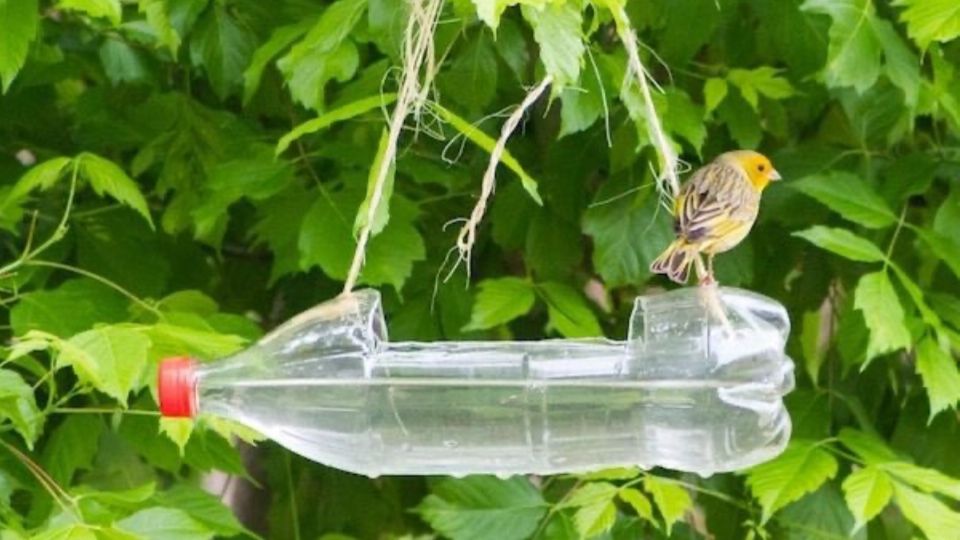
[650,150,782,285]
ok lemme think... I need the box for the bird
[650,150,782,285]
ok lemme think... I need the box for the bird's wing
[675,161,752,242]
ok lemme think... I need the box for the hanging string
[342,0,443,295]
[608,4,681,204]
[448,75,553,280]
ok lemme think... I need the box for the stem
[651,475,752,512]
[293,127,349,228]
[285,453,302,540]
[52,407,160,416]
[0,439,78,516]
[23,260,161,316]
[883,204,908,272]
[533,479,583,539]
[0,161,78,278]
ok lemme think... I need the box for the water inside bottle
[191,287,794,477]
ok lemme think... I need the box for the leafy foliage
[0,0,958,538]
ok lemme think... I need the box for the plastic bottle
[158,286,794,477]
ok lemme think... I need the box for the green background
[0,0,959,538]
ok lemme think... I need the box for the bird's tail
[650,240,697,284]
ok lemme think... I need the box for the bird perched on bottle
[650,150,781,285]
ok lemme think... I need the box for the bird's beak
[769,169,782,181]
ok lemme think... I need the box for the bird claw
[698,273,717,287]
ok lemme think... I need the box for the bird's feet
[698,273,717,287]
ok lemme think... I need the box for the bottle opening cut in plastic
[158,286,794,478]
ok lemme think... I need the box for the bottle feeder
[159,286,794,477]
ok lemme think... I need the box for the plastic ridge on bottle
[158,286,795,477]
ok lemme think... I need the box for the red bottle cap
[158,357,197,418]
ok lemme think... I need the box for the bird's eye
[758,164,766,172]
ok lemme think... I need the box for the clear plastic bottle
[158,286,794,477]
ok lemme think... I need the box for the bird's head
[721,150,782,191]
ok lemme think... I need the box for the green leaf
[243,19,314,104]
[916,230,960,282]
[566,482,618,538]
[139,0,181,55]
[298,190,425,292]
[57,0,121,26]
[803,0,920,105]
[583,186,674,286]
[777,484,863,540]
[931,293,960,331]
[703,77,728,114]
[99,39,152,85]
[854,271,911,364]
[578,467,641,481]
[252,185,313,281]
[117,507,214,540]
[837,428,899,464]
[160,418,193,454]
[203,416,264,446]
[791,172,897,229]
[11,278,129,338]
[470,0,519,30]
[41,414,104,485]
[440,32,499,113]
[618,487,654,522]
[76,482,156,512]
[32,524,100,540]
[189,3,255,100]
[521,2,583,89]
[874,19,921,108]
[888,262,942,330]
[430,103,542,205]
[0,369,42,448]
[716,90,762,149]
[354,128,395,237]
[842,465,893,531]
[801,310,826,385]
[892,481,960,540]
[145,321,247,361]
[792,226,886,262]
[559,70,604,137]
[881,461,960,499]
[76,210,172,297]
[663,87,706,154]
[935,186,960,237]
[566,481,618,507]
[182,423,246,476]
[77,153,154,227]
[367,0,407,59]
[154,485,250,537]
[64,326,152,405]
[191,153,294,244]
[915,337,960,416]
[536,282,601,338]
[745,440,839,523]
[275,94,397,156]
[0,0,39,92]
[276,0,367,110]
[801,0,881,93]
[8,156,72,202]
[643,476,692,534]
[415,476,547,540]
[727,67,795,110]
[464,277,535,331]
[894,0,960,49]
